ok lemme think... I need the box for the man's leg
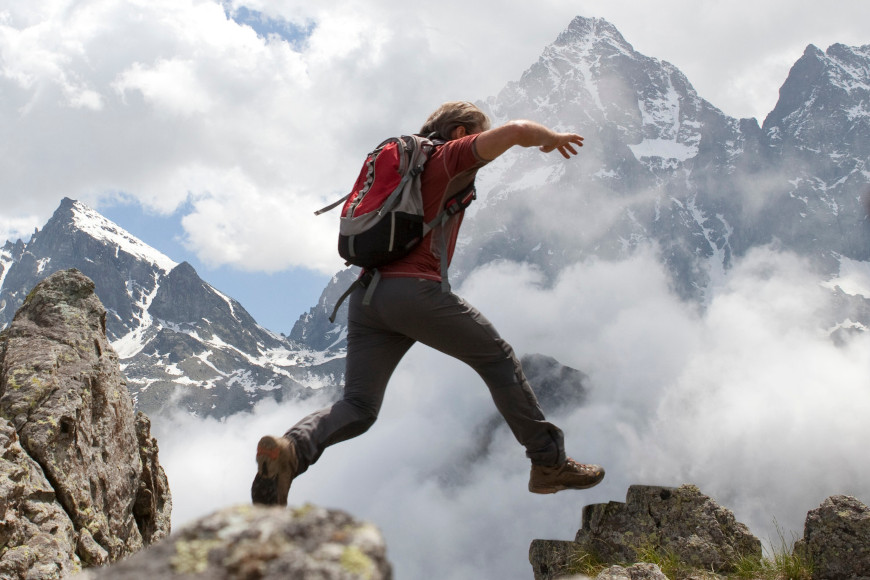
[364,278,603,493]
[253,286,414,504]
[286,315,414,475]
[365,278,565,466]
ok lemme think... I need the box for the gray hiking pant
[286,277,566,474]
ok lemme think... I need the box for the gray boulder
[574,484,760,572]
[0,269,171,576]
[530,484,761,578]
[797,494,870,580]
[76,503,393,579]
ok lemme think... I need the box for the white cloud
[115,59,215,116]
[0,213,40,245]
[4,0,867,276]
[153,245,870,577]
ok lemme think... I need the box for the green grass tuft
[564,549,608,577]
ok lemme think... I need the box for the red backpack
[317,135,434,268]
[315,134,476,322]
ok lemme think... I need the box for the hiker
[252,101,604,506]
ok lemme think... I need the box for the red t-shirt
[377,134,489,281]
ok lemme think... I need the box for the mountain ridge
[2,16,869,422]
[0,197,344,418]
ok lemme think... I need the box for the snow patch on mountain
[0,248,12,291]
[640,78,682,136]
[826,45,870,93]
[824,256,870,298]
[210,285,241,322]
[629,72,700,162]
[506,165,564,194]
[324,327,347,352]
[113,270,163,358]
[112,326,152,359]
[629,138,698,161]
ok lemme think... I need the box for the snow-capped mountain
[4,17,869,421]
[1,198,176,338]
[0,198,343,417]
[292,17,870,351]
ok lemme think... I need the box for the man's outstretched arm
[473,120,584,162]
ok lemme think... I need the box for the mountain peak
[51,198,177,273]
[555,16,632,52]
[763,40,870,154]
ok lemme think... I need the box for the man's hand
[539,133,584,158]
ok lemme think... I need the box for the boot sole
[529,478,603,494]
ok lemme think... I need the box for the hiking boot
[251,435,298,506]
[528,458,605,494]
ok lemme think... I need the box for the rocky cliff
[0,269,171,577]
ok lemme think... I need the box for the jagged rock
[796,495,870,580]
[0,269,171,575]
[529,539,584,580]
[133,412,172,546]
[521,353,589,411]
[76,504,393,579]
[530,485,761,578]
[0,418,80,579]
[575,485,760,572]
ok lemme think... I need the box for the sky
[2,0,870,331]
[3,2,870,577]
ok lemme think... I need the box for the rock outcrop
[576,485,761,571]
[0,269,171,577]
[797,494,870,580]
[530,484,761,579]
[76,504,393,579]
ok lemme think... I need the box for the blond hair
[420,101,491,140]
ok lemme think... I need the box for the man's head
[420,101,491,140]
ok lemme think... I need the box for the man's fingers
[559,143,579,158]
[541,134,585,157]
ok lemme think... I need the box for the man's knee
[342,396,380,430]
[322,401,377,446]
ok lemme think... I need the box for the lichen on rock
[0,269,171,575]
[797,494,870,580]
[77,503,393,579]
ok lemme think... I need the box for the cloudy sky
[2,0,869,330]
[4,2,870,578]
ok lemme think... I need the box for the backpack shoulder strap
[314,135,435,217]
[314,193,350,216]
[422,181,477,292]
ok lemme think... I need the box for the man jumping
[252,101,604,506]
